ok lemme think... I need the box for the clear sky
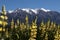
[0,0,60,12]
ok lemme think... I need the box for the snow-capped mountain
[7,8,51,14]
[0,8,60,24]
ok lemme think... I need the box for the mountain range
[0,8,60,25]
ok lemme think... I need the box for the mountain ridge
[0,8,60,25]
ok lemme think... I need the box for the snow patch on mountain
[22,8,38,14]
[22,8,30,13]
[31,9,38,14]
[8,10,14,13]
[41,8,51,12]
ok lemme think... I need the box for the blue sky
[0,0,60,12]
